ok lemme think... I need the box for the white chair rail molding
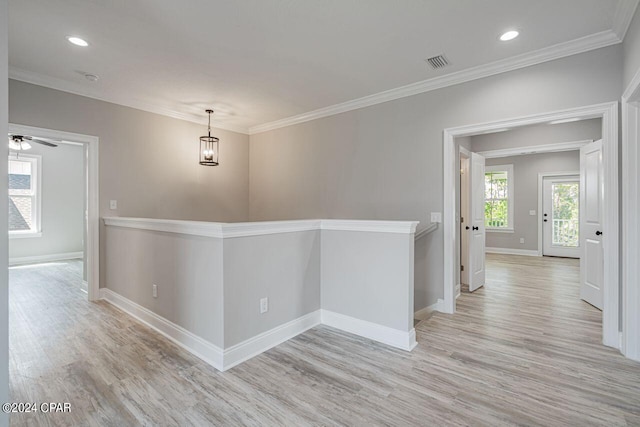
[102,217,419,371]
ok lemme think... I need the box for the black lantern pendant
[199,109,219,166]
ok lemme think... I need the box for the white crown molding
[11,2,632,137]
[613,0,640,40]
[477,140,592,159]
[8,66,250,135]
[248,30,621,134]
[103,217,420,237]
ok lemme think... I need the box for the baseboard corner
[322,309,416,351]
[222,310,322,371]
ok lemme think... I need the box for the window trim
[8,154,42,238]
[485,164,514,232]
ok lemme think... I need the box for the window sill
[9,232,42,239]
[486,228,514,234]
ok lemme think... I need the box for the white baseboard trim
[223,310,322,371]
[321,309,417,351]
[100,289,417,373]
[414,299,443,321]
[9,251,84,266]
[485,247,540,257]
[99,288,224,370]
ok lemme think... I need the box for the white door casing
[443,102,617,350]
[580,140,604,310]
[468,152,486,292]
[542,176,580,258]
[8,123,100,301]
[622,73,640,360]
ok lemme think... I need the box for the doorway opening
[541,175,580,258]
[7,124,99,301]
[444,102,619,349]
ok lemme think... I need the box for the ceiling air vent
[426,54,449,70]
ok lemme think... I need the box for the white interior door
[580,140,604,310]
[542,176,580,258]
[468,152,486,292]
[460,156,470,286]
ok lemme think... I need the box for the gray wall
[104,223,414,352]
[470,118,602,152]
[223,231,321,347]
[8,80,251,287]
[623,6,640,90]
[105,227,225,347]
[414,229,441,312]
[484,151,580,251]
[249,45,623,308]
[0,0,9,424]
[322,230,414,331]
[9,143,84,259]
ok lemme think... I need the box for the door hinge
[460,265,464,272]
[461,217,464,223]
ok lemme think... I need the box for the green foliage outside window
[552,183,579,247]
[485,171,509,228]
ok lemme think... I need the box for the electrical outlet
[520,238,525,244]
[110,200,118,210]
[430,212,442,223]
[260,297,268,314]
[152,284,158,298]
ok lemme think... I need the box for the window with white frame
[484,164,514,231]
[8,155,41,237]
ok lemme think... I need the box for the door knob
[543,219,548,222]
[596,230,603,236]
[544,213,548,217]
[465,226,470,230]
[472,226,479,231]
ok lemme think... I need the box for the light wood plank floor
[9,255,640,426]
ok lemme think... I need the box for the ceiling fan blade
[31,138,58,147]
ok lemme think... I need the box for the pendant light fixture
[199,109,219,166]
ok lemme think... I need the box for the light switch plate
[520,238,525,244]
[529,210,536,216]
[110,200,118,210]
[430,212,442,223]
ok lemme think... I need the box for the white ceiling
[8,0,637,133]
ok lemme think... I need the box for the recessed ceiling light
[67,36,89,47]
[499,30,519,41]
